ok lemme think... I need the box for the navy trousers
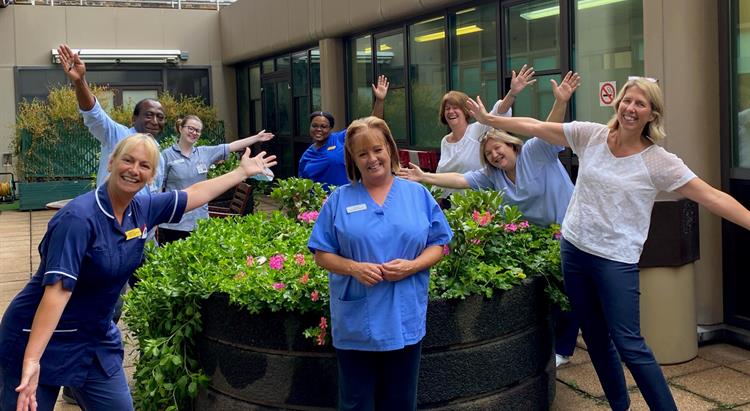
[561,238,677,411]
[335,341,422,411]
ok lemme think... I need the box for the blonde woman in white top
[466,77,750,411]
[435,65,535,198]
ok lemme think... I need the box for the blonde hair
[344,116,400,184]
[607,78,666,142]
[439,91,470,125]
[108,134,160,183]
[176,115,203,135]
[479,128,524,168]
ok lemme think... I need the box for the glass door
[261,75,294,179]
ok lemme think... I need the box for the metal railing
[9,0,235,10]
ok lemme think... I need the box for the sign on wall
[599,81,617,107]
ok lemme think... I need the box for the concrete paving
[3,208,750,410]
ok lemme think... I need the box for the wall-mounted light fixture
[51,49,188,64]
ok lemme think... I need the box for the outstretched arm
[57,44,95,111]
[467,96,568,147]
[16,282,73,411]
[184,148,276,211]
[546,71,581,123]
[228,129,275,152]
[396,163,471,189]
[495,64,536,115]
[371,75,390,119]
[676,178,750,230]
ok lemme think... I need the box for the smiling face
[350,128,392,185]
[107,137,158,195]
[443,102,469,129]
[179,118,203,145]
[483,139,518,172]
[132,100,166,137]
[439,91,470,130]
[616,86,656,136]
[309,116,332,146]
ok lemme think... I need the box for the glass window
[311,48,322,112]
[276,80,291,135]
[505,0,560,71]
[16,69,67,103]
[86,70,163,84]
[410,16,447,148]
[166,68,210,104]
[573,0,643,124]
[293,52,311,134]
[236,66,250,137]
[276,55,291,72]
[262,58,275,74]
[249,66,262,133]
[510,73,556,121]
[735,0,750,167]
[377,32,407,141]
[348,35,374,121]
[450,4,499,105]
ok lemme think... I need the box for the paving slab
[729,359,750,377]
[551,381,608,410]
[672,366,750,407]
[698,343,750,366]
[555,360,636,398]
[629,385,717,410]
[661,357,721,379]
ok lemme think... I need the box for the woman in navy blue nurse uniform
[308,116,452,410]
[298,75,389,190]
[0,134,276,411]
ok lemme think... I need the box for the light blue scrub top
[463,137,574,226]
[308,178,452,351]
[159,143,229,231]
[80,99,163,195]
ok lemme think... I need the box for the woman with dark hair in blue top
[308,117,452,410]
[298,75,389,189]
[0,134,276,411]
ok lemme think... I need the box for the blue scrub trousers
[335,341,422,411]
[0,356,133,411]
[560,238,676,411]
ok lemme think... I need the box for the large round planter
[195,276,555,410]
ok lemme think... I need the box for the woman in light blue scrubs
[308,117,452,410]
[0,134,276,411]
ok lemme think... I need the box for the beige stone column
[318,38,346,125]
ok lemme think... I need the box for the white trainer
[555,354,571,367]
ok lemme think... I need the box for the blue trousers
[0,356,133,411]
[561,238,676,411]
[553,304,580,357]
[335,341,422,411]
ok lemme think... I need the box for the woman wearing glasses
[299,75,389,190]
[158,115,275,244]
[466,77,750,410]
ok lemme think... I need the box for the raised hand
[352,262,384,286]
[396,162,425,182]
[372,75,390,101]
[15,359,40,411]
[551,71,581,103]
[466,96,491,124]
[253,129,275,143]
[509,64,537,96]
[239,148,277,178]
[57,44,86,82]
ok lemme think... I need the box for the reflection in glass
[249,66,262,133]
[236,66,250,137]
[384,88,407,142]
[573,0,643,124]
[511,73,555,121]
[736,0,750,167]
[262,59,275,74]
[377,33,407,141]
[505,0,560,71]
[292,52,309,98]
[410,16,447,148]
[451,4,498,119]
[277,81,291,135]
[311,48,322,111]
[348,35,374,122]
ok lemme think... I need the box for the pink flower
[297,211,320,224]
[246,255,255,266]
[472,210,492,226]
[316,316,328,346]
[300,273,310,284]
[294,253,306,265]
[269,254,286,270]
[504,223,518,233]
[519,221,530,229]
[553,231,562,240]
[470,238,481,245]
[442,244,450,255]
[311,290,320,302]
[272,282,285,290]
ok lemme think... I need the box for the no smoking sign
[599,81,617,107]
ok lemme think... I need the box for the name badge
[327,145,336,151]
[346,203,367,213]
[196,163,208,174]
[125,227,143,240]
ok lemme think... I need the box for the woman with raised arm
[159,115,275,244]
[467,77,750,410]
[0,134,276,411]
[299,75,389,190]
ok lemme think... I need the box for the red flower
[311,290,320,301]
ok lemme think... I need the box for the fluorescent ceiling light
[520,0,628,21]
[364,44,393,53]
[51,49,187,64]
[414,24,483,43]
